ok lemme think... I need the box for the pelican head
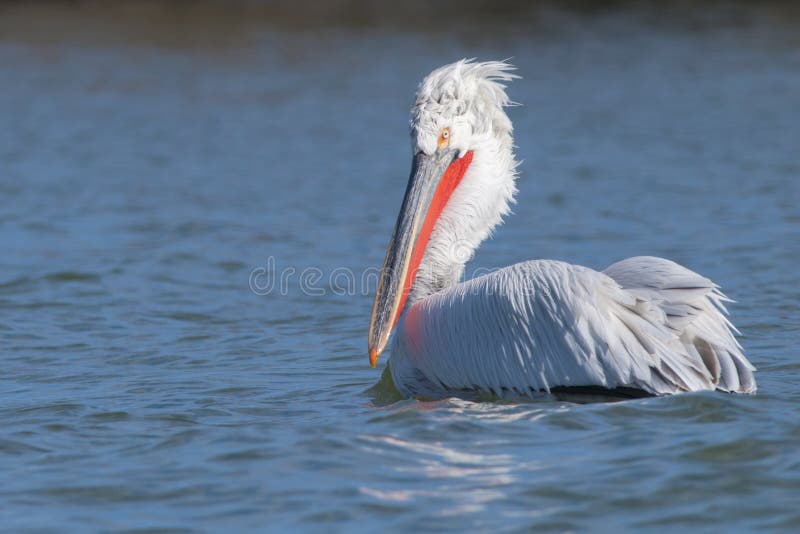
[368,59,520,366]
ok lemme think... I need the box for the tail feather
[604,256,756,394]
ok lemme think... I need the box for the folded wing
[604,256,755,393]
[390,258,755,398]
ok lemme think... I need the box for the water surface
[1,2,799,531]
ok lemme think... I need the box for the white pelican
[368,59,756,399]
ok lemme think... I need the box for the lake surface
[1,2,799,531]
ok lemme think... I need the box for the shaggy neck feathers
[403,59,520,305]
[408,125,517,304]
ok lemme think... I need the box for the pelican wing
[604,256,755,393]
[390,260,732,398]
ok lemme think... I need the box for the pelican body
[368,60,755,399]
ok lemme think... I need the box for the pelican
[368,59,756,399]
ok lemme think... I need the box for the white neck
[409,130,517,304]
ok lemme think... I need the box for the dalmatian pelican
[367,59,755,399]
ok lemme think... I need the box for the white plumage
[369,59,756,399]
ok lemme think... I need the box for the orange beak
[367,148,473,366]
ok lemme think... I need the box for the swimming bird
[368,59,755,399]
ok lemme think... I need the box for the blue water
[1,2,799,531]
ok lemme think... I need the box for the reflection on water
[360,433,525,516]
[1,1,799,531]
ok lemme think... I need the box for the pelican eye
[437,127,450,149]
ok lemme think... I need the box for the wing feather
[389,259,746,398]
[604,256,755,393]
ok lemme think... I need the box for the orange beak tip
[369,348,379,368]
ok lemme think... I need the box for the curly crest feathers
[410,59,518,141]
